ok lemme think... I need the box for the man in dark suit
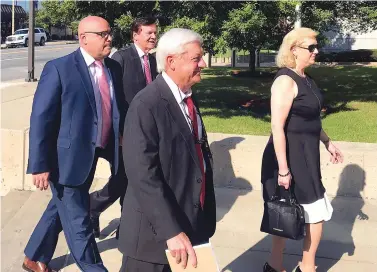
[22,16,127,272]
[89,17,158,237]
[112,16,158,103]
[118,28,216,272]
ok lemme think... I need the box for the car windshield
[14,30,28,35]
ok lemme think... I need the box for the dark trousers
[120,256,171,272]
[24,148,113,272]
[90,146,127,217]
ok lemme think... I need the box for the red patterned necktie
[94,60,111,148]
[143,54,152,84]
[184,96,206,209]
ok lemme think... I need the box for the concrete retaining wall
[1,130,376,199]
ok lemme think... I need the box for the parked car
[5,28,47,48]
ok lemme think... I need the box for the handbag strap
[273,183,297,204]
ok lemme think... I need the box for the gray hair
[156,28,203,73]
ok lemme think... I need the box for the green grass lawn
[193,66,377,143]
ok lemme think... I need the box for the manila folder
[165,242,219,272]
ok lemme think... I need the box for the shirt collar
[80,47,105,67]
[134,43,147,58]
[162,72,192,104]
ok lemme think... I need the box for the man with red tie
[118,28,217,272]
[89,17,158,238]
[22,16,127,272]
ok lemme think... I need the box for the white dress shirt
[134,43,151,74]
[80,47,114,147]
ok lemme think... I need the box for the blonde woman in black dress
[261,28,344,272]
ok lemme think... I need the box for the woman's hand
[278,170,292,189]
[326,141,344,164]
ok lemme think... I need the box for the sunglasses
[84,30,112,39]
[297,44,319,53]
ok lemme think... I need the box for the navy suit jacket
[27,49,127,186]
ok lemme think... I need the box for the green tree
[74,0,377,60]
[36,0,79,38]
[59,0,80,36]
[158,1,241,55]
[162,16,215,55]
[35,0,61,33]
[221,2,281,71]
[112,12,134,49]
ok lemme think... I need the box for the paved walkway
[1,178,376,271]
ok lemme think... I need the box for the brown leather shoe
[22,256,57,272]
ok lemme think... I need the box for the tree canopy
[37,0,377,70]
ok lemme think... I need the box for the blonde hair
[276,27,318,68]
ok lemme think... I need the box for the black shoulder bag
[260,185,306,240]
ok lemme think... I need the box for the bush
[51,34,60,40]
[317,49,377,62]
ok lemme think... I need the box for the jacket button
[92,142,96,146]
[196,178,202,183]
[94,121,97,125]
[194,203,200,208]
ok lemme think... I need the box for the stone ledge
[1,130,376,199]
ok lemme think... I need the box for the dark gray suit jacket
[119,75,216,264]
[111,43,158,104]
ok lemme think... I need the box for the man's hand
[33,172,50,190]
[167,232,197,269]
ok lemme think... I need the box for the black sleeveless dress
[261,68,326,207]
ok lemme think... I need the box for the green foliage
[35,0,61,31]
[36,0,80,34]
[38,0,377,63]
[317,50,377,63]
[162,16,217,55]
[222,2,267,51]
[113,13,134,48]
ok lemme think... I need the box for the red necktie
[184,96,206,209]
[143,54,152,84]
[94,60,111,148]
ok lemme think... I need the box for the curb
[1,41,78,49]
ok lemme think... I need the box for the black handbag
[260,185,306,240]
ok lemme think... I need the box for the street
[0,43,79,82]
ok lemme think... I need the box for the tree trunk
[256,49,260,68]
[207,53,212,68]
[248,47,256,72]
[231,49,236,67]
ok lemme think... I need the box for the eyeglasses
[84,30,112,39]
[297,44,319,53]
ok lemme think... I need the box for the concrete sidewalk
[1,178,377,272]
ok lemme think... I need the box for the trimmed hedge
[317,49,377,62]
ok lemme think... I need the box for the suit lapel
[150,55,158,79]
[131,44,147,86]
[156,77,201,171]
[74,49,96,116]
[193,97,214,171]
[104,58,120,118]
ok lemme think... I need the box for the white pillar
[12,0,15,34]
[295,2,302,29]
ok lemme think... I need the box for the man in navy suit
[89,16,158,238]
[22,16,127,272]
